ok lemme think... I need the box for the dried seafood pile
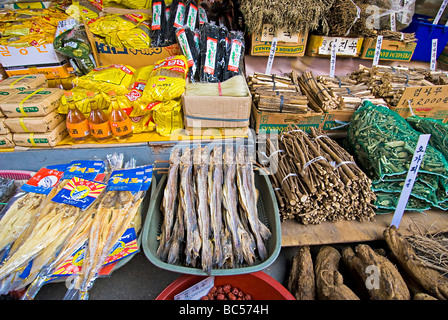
[248,73,311,114]
[287,226,448,300]
[349,65,434,106]
[265,126,376,224]
[157,146,271,274]
[317,75,387,109]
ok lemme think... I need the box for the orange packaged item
[108,90,133,140]
[87,91,112,141]
[65,91,90,141]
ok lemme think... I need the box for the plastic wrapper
[175,26,199,82]
[165,0,185,46]
[184,0,199,30]
[223,31,245,81]
[141,55,188,102]
[65,1,100,22]
[130,112,156,133]
[365,0,416,31]
[73,64,136,95]
[150,0,167,47]
[58,87,107,115]
[153,99,183,136]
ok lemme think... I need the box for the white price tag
[433,0,448,25]
[390,134,431,228]
[330,42,337,77]
[174,276,215,300]
[318,37,359,56]
[431,38,438,71]
[390,13,396,31]
[265,37,278,75]
[372,35,383,66]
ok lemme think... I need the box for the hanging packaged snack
[150,0,167,47]
[176,27,199,82]
[73,64,136,95]
[216,25,229,82]
[223,31,245,81]
[142,55,188,102]
[165,0,186,46]
[153,99,183,136]
[184,0,198,30]
[198,2,209,26]
[199,22,220,82]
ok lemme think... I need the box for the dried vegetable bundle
[376,30,417,43]
[247,73,310,114]
[157,145,271,273]
[346,101,448,213]
[265,125,376,224]
[349,65,434,106]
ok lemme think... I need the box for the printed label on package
[21,168,64,195]
[62,160,105,181]
[106,165,152,193]
[51,177,106,210]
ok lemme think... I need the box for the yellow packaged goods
[73,64,136,95]
[4,111,65,133]
[88,13,150,37]
[125,65,153,114]
[116,21,151,49]
[0,133,14,148]
[0,88,64,118]
[57,87,107,114]
[66,2,100,22]
[130,112,155,133]
[13,121,67,147]
[153,99,183,136]
[0,74,47,90]
[142,55,188,102]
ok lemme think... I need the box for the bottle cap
[108,90,116,96]
[64,91,73,97]
[86,91,95,97]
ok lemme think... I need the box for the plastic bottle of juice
[108,90,133,140]
[87,91,112,141]
[65,91,90,141]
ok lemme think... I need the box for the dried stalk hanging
[265,125,376,224]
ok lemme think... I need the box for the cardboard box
[0,74,47,90]
[321,110,354,133]
[4,61,72,80]
[5,111,65,133]
[360,38,417,62]
[392,84,448,119]
[249,26,308,57]
[84,23,182,69]
[182,88,252,128]
[0,89,22,117]
[0,133,14,149]
[251,103,325,134]
[0,88,64,118]
[306,35,364,57]
[13,121,67,147]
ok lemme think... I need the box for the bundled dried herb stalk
[248,73,310,114]
[239,0,335,35]
[265,126,376,224]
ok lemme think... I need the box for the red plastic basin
[156,271,295,300]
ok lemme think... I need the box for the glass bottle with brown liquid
[108,90,133,140]
[65,91,90,141]
[87,91,112,142]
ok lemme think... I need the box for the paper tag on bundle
[51,228,138,277]
[372,35,383,66]
[318,37,359,56]
[433,0,448,25]
[51,177,106,210]
[174,276,215,300]
[106,165,152,193]
[62,160,105,181]
[431,39,438,71]
[21,168,64,195]
[265,37,278,74]
[330,42,337,77]
[390,13,396,31]
[261,24,299,43]
[390,134,431,228]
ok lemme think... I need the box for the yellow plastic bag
[142,55,188,102]
[153,99,183,136]
[130,112,156,133]
[124,65,154,113]
[116,22,151,49]
[73,64,136,95]
[58,87,107,114]
[87,13,150,38]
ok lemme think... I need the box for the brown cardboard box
[4,61,71,80]
[0,133,14,149]
[0,88,64,118]
[249,28,308,57]
[84,23,182,69]
[321,110,355,132]
[182,88,252,128]
[360,37,417,62]
[5,111,65,133]
[306,35,364,57]
[0,74,47,90]
[251,103,325,134]
[393,84,448,119]
[13,121,67,147]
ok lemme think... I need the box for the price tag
[390,134,431,228]
[265,37,278,74]
[318,37,359,56]
[390,13,396,31]
[372,35,383,66]
[174,276,215,300]
[431,38,438,71]
[330,42,337,77]
[433,0,448,25]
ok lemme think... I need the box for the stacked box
[0,77,67,148]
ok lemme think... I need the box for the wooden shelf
[281,209,448,247]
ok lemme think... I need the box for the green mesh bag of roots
[407,116,448,162]
[346,101,448,181]
[374,192,431,214]
[372,180,438,207]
